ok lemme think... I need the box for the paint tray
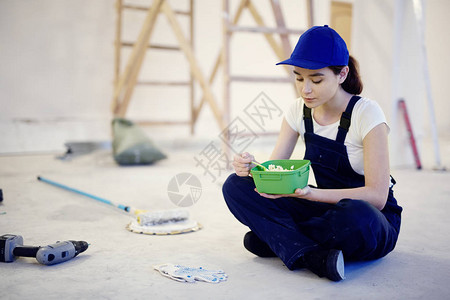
[250,160,310,194]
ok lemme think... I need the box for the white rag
[154,263,227,283]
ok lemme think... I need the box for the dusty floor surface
[1,138,449,300]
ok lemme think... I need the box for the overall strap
[303,104,313,133]
[336,95,361,143]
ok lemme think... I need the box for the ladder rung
[231,76,292,83]
[227,25,303,35]
[137,81,191,86]
[122,4,190,16]
[121,42,181,51]
[135,120,191,126]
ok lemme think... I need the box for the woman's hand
[232,152,255,177]
[255,185,312,199]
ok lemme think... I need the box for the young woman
[222,25,402,281]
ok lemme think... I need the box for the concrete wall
[352,0,450,167]
[0,0,307,153]
[0,1,115,153]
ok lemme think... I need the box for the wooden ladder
[112,0,226,133]
[221,0,313,127]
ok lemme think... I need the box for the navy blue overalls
[222,96,402,270]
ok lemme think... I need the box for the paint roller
[37,176,189,226]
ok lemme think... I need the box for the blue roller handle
[37,176,130,212]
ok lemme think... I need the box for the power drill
[0,234,88,265]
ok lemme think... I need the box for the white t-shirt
[285,97,389,175]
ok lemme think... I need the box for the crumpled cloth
[154,263,227,283]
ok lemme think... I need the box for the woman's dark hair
[329,55,363,95]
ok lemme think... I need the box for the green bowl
[250,159,310,194]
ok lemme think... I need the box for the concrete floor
[1,138,450,300]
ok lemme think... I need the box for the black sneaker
[243,231,277,257]
[302,249,345,281]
